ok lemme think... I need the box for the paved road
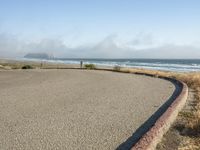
[0,69,175,150]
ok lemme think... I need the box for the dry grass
[0,60,80,69]
[0,61,41,69]
[118,67,200,148]
[84,64,96,69]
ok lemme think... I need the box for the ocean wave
[18,58,200,72]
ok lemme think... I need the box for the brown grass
[118,67,200,148]
[0,60,80,69]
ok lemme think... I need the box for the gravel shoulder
[0,69,175,150]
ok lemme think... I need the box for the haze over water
[1,1,200,60]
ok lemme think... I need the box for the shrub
[22,65,33,69]
[113,65,121,71]
[84,64,96,69]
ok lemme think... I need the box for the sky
[0,0,200,58]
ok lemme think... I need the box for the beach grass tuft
[22,65,33,69]
[84,64,96,69]
[113,65,121,72]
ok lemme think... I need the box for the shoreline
[1,58,200,72]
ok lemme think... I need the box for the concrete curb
[92,68,188,149]
[131,79,188,150]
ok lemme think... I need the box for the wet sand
[0,69,175,150]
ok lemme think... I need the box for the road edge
[68,68,189,149]
[131,78,188,150]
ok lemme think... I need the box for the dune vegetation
[84,64,96,69]
[117,67,200,149]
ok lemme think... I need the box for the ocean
[22,58,200,72]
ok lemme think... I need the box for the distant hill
[24,53,54,59]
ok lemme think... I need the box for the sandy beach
[0,69,175,150]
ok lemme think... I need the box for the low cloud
[127,32,154,47]
[129,44,200,59]
[0,32,200,59]
[26,39,68,57]
[0,33,24,57]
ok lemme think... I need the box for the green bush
[84,64,96,69]
[113,65,121,71]
[22,65,33,69]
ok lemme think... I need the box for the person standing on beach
[80,60,83,68]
